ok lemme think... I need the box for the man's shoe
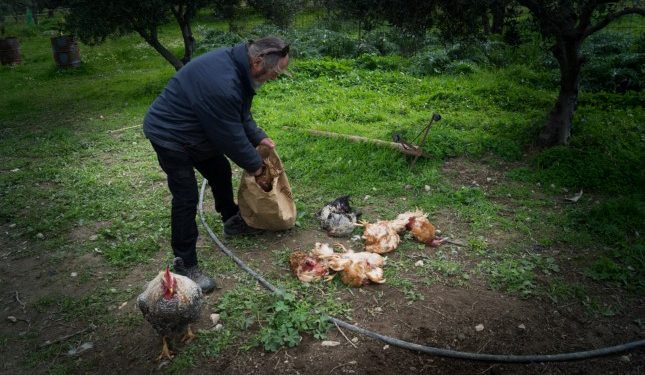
[223,213,264,236]
[173,257,218,294]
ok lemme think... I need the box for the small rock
[89,235,98,241]
[404,184,412,190]
[321,340,340,347]
[414,260,424,267]
[383,344,390,350]
[351,337,359,343]
[457,333,466,340]
[214,323,223,331]
[486,177,492,182]
[475,324,484,332]
[36,233,44,240]
[621,355,630,362]
[363,195,370,201]
[109,288,117,293]
[372,187,377,191]
[9,223,16,228]
[401,197,406,201]
[210,313,221,325]
[518,324,526,330]
[118,302,128,310]
[71,272,78,277]
[374,306,382,313]
[10,168,20,172]
[424,185,431,192]
[7,316,17,323]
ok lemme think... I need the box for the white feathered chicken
[358,220,401,254]
[137,260,203,360]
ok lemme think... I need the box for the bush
[407,48,451,75]
[195,27,244,52]
[580,31,644,92]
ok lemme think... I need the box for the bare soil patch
[1,156,643,374]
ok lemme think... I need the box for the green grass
[1,10,644,371]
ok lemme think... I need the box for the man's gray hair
[248,37,289,70]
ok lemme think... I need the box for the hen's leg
[429,237,446,247]
[181,325,196,343]
[157,336,174,361]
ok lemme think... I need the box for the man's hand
[259,138,275,149]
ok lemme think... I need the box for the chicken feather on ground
[137,261,203,361]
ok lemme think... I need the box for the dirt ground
[1,158,644,374]
[1,227,643,375]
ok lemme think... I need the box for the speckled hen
[137,260,203,361]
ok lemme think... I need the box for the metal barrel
[51,35,81,68]
[0,37,22,65]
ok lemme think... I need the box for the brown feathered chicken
[137,260,203,361]
[396,210,445,247]
[289,249,330,283]
[358,220,401,254]
[255,155,283,192]
[324,243,386,287]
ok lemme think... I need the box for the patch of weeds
[587,257,630,285]
[427,257,463,278]
[216,283,346,352]
[389,278,424,303]
[583,296,620,317]
[23,344,62,368]
[272,245,294,268]
[480,258,536,298]
[166,347,198,375]
[254,290,331,351]
[200,328,235,357]
[0,335,7,348]
[545,278,588,304]
[467,237,488,256]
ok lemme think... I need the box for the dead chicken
[396,210,445,247]
[137,261,203,361]
[316,196,361,237]
[289,250,330,283]
[358,220,401,254]
[324,243,386,287]
[255,156,283,192]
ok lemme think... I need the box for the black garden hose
[198,179,644,363]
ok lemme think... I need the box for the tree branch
[585,7,645,37]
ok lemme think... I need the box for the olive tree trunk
[538,37,583,147]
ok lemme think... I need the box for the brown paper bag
[238,145,296,230]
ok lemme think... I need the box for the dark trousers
[151,142,239,267]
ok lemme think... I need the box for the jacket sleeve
[192,92,263,173]
[243,111,268,146]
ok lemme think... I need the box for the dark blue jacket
[144,43,267,172]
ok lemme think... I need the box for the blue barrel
[0,37,22,65]
[51,35,81,68]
